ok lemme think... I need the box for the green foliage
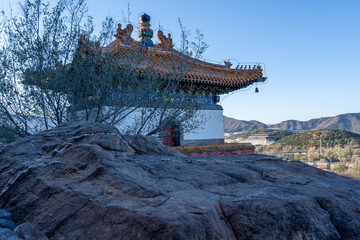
[307,147,320,161]
[272,130,295,141]
[255,129,360,163]
[275,129,360,150]
[354,164,360,172]
[331,163,349,172]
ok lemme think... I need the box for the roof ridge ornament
[77,35,101,57]
[224,60,232,69]
[138,13,154,47]
[114,23,134,45]
[157,30,174,51]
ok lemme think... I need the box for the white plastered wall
[183,109,224,141]
[113,107,224,141]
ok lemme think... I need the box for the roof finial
[138,13,154,47]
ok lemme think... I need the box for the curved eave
[101,39,266,92]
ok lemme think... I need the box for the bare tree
[65,36,207,136]
[0,0,92,139]
[0,0,209,142]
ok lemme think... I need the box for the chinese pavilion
[100,13,266,153]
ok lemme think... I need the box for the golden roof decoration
[157,30,174,51]
[114,23,134,45]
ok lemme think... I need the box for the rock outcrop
[0,121,360,240]
[0,209,48,240]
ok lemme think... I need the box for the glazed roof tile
[101,39,266,92]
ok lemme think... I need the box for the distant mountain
[224,113,360,134]
[269,113,360,133]
[223,116,268,133]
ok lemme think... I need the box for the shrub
[353,164,360,172]
[331,163,349,172]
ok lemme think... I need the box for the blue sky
[2,0,360,123]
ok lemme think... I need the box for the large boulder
[0,209,47,240]
[0,121,359,239]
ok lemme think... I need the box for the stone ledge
[174,143,255,156]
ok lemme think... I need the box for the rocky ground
[0,208,48,240]
[0,122,360,240]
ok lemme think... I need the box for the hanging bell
[255,87,259,93]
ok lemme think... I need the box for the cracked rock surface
[0,121,360,240]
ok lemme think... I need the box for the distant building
[307,162,331,169]
[247,134,275,145]
[226,134,275,146]
[224,132,243,138]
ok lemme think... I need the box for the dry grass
[331,168,360,180]
[340,169,360,180]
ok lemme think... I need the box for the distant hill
[269,113,360,133]
[224,113,360,134]
[227,128,294,141]
[274,129,360,149]
[223,116,267,133]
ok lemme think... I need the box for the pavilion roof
[97,18,266,95]
[101,39,266,94]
